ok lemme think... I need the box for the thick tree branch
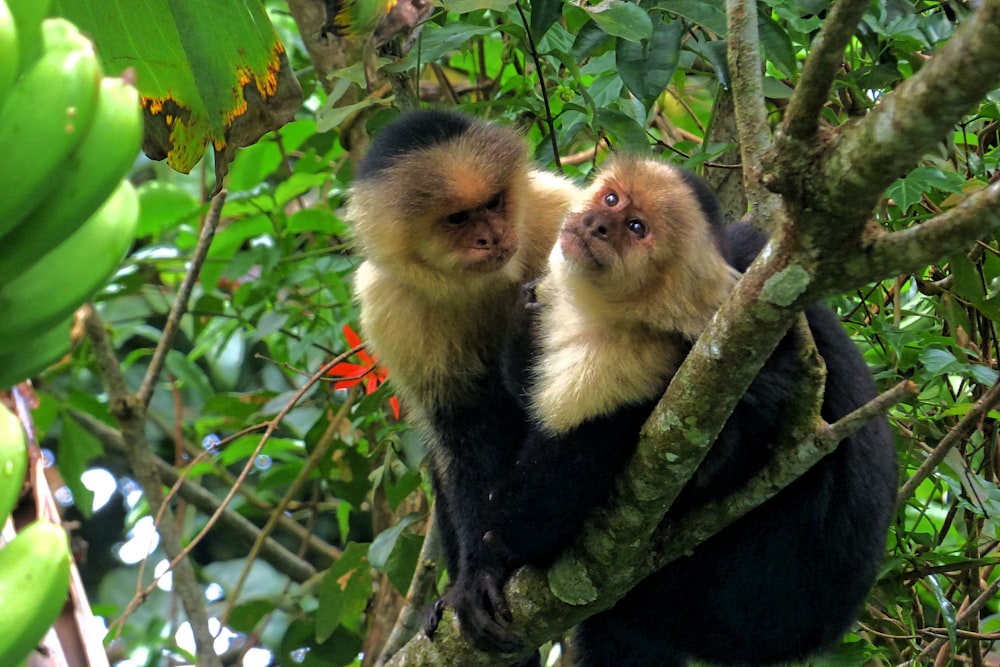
[725,0,783,228]
[843,181,1000,289]
[818,0,1000,217]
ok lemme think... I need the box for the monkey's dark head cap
[356,109,476,180]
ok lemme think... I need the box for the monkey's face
[558,158,703,298]
[349,122,531,279]
[430,181,520,274]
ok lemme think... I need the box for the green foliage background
[26,0,1000,664]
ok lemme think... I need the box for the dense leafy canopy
[12,0,1000,665]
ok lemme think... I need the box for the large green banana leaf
[52,0,302,190]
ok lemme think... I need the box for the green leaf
[165,349,214,398]
[616,16,683,110]
[368,513,419,570]
[530,0,564,41]
[918,348,961,376]
[136,182,202,238]
[288,208,349,236]
[57,414,105,518]
[571,20,612,61]
[228,599,278,634]
[442,0,515,11]
[758,13,797,80]
[887,166,966,212]
[317,542,372,643]
[596,107,648,150]
[584,0,653,41]
[53,0,302,187]
[397,22,496,65]
[659,0,727,35]
[386,532,424,595]
[698,39,731,89]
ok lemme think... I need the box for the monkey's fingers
[481,568,513,623]
[423,597,446,640]
[458,602,522,654]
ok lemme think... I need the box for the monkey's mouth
[560,228,603,269]
[465,246,515,272]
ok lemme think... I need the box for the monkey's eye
[485,193,504,210]
[446,210,470,225]
[603,192,619,207]
[627,219,647,238]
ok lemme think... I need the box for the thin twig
[68,408,327,581]
[83,308,221,667]
[138,190,227,407]
[514,0,561,171]
[896,379,1000,512]
[377,513,443,666]
[220,386,360,627]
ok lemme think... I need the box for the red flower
[327,324,400,419]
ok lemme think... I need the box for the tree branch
[896,379,1000,513]
[649,380,917,572]
[818,0,1000,217]
[137,190,226,407]
[83,308,221,667]
[780,0,869,141]
[68,408,323,583]
[843,181,1000,290]
[725,0,783,228]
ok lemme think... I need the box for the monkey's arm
[486,403,655,565]
[420,380,532,653]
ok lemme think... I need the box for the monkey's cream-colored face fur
[349,123,531,280]
[531,156,739,432]
[560,158,707,297]
[548,156,736,335]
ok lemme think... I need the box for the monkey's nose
[581,212,609,240]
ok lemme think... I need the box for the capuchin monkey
[460,156,897,665]
[346,109,579,656]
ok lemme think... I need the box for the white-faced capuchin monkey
[346,109,579,658]
[457,155,897,666]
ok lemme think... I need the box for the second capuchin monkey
[460,156,897,665]
[346,109,579,655]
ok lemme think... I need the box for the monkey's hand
[424,564,521,653]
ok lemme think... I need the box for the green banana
[0,17,101,239]
[0,520,71,665]
[0,76,142,281]
[4,0,50,77]
[0,317,73,386]
[0,403,26,525]
[0,180,138,343]
[0,0,19,107]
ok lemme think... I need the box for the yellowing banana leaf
[52,0,302,191]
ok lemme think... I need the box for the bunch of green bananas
[0,404,72,665]
[0,0,142,389]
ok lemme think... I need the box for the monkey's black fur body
[469,179,897,665]
[348,110,579,667]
